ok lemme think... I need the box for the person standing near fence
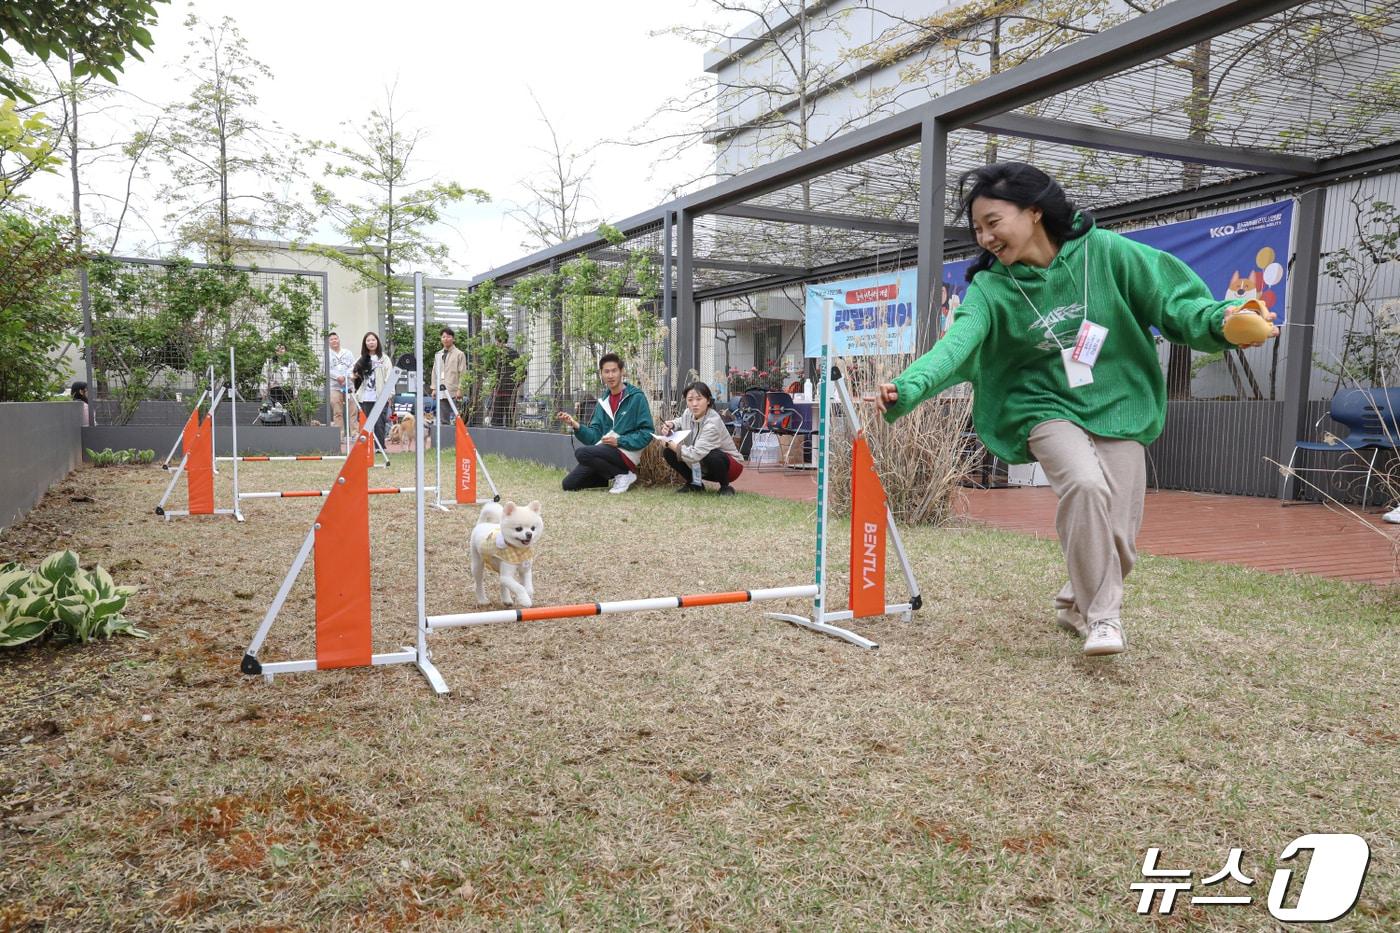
[327,332,354,431]
[354,332,391,449]
[877,162,1277,657]
[431,327,466,424]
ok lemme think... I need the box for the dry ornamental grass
[0,453,1396,931]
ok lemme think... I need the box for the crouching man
[556,353,655,494]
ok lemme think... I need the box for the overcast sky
[20,0,742,278]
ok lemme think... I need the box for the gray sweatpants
[1027,420,1146,628]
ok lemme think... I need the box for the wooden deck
[733,467,1400,586]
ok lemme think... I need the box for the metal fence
[84,256,329,426]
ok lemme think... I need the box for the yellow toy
[1223,298,1274,345]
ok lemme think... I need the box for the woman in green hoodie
[877,162,1277,657]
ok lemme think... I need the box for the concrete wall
[82,425,343,459]
[469,427,576,472]
[0,402,82,531]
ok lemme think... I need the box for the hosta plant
[0,551,145,647]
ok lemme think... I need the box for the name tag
[1062,347,1094,388]
[1072,321,1109,367]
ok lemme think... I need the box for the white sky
[19,0,742,279]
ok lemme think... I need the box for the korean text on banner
[805,268,918,358]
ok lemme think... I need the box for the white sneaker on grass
[609,472,638,495]
[1083,619,1127,656]
[1056,607,1088,638]
[1383,505,1400,524]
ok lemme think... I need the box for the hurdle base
[161,508,238,522]
[766,612,880,649]
[245,647,448,693]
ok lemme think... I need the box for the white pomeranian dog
[470,500,543,607]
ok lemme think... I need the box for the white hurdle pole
[428,585,820,631]
[413,272,448,693]
[230,348,244,522]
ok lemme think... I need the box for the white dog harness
[479,526,537,569]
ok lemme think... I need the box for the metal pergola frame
[470,0,1400,499]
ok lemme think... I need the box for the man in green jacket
[557,353,656,494]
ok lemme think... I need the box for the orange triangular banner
[185,410,215,515]
[313,432,373,669]
[848,432,887,619]
[455,418,478,504]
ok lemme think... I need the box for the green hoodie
[883,224,1236,464]
[574,382,656,455]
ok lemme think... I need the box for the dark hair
[957,162,1093,281]
[360,332,382,357]
[328,331,338,338]
[681,381,714,411]
[70,381,88,400]
[598,352,624,371]
[440,326,455,337]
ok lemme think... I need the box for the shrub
[85,447,156,466]
[0,550,145,647]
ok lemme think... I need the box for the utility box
[1007,462,1050,487]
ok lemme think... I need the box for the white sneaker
[609,472,638,495]
[1083,619,1127,656]
[1056,607,1088,638]
[1383,505,1400,524]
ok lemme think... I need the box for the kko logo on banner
[805,268,918,358]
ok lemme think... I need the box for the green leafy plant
[0,551,145,647]
[85,447,155,466]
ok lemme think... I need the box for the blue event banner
[807,200,1295,357]
[804,268,918,358]
[1121,200,1294,324]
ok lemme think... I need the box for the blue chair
[1286,387,1399,506]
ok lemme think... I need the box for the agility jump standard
[241,276,920,693]
[431,392,501,510]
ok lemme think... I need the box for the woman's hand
[556,411,578,430]
[661,419,674,433]
[1223,302,1280,348]
[875,383,899,413]
[667,440,681,453]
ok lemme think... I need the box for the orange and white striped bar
[218,454,349,462]
[238,486,437,500]
[426,585,819,631]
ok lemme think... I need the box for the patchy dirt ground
[1,456,1396,931]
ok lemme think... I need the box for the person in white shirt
[327,332,355,430]
[353,331,392,448]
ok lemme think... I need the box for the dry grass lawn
[1,454,1396,931]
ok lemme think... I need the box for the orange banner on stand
[313,433,372,669]
[186,412,215,515]
[180,408,199,458]
[455,419,477,504]
[848,432,887,619]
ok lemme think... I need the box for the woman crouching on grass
[878,162,1277,657]
[660,382,744,496]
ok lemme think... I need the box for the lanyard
[1008,239,1090,350]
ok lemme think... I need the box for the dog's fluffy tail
[476,501,503,526]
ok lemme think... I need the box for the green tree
[0,210,81,401]
[0,0,166,102]
[147,12,309,262]
[0,95,62,206]
[309,88,487,355]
